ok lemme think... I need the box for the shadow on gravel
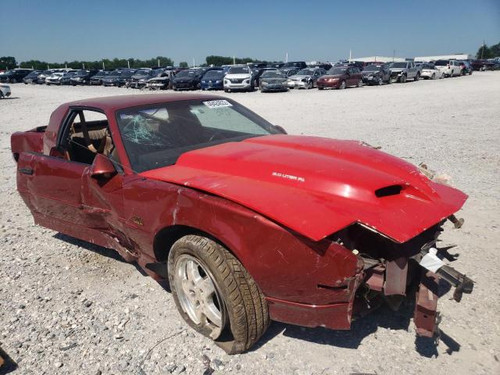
[0,97,20,100]
[0,346,18,374]
[254,302,462,357]
[53,233,150,277]
[54,233,127,263]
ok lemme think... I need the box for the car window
[62,110,119,167]
[228,66,250,74]
[116,99,279,172]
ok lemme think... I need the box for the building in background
[414,54,473,61]
[351,56,406,63]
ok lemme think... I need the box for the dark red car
[317,66,363,89]
[11,94,473,353]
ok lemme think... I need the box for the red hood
[140,135,467,243]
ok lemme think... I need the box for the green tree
[179,61,189,68]
[0,56,17,70]
[489,42,500,58]
[476,44,493,59]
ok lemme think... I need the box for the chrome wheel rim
[174,255,226,339]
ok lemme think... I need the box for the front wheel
[414,73,420,81]
[357,79,363,87]
[168,235,269,354]
[339,80,346,89]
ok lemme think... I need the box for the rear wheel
[168,235,269,354]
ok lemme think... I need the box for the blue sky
[1,0,498,64]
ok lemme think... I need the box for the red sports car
[11,94,473,353]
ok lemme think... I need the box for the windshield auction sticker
[203,100,233,108]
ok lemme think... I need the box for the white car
[0,84,11,98]
[434,60,462,77]
[420,63,444,80]
[224,65,254,92]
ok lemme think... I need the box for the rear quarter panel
[11,128,46,158]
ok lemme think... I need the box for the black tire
[318,86,324,90]
[339,80,346,90]
[414,73,420,81]
[377,77,383,85]
[168,235,269,354]
[357,79,363,88]
[431,73,436,80]
[399,74,407,83]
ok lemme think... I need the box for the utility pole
[285,52,288,63]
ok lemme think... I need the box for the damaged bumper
[361,236,474,338]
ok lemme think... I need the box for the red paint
[141,135,467,243]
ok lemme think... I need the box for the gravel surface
[1,73,499,374]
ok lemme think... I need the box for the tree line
[0,56,176,71]
[476,42,500,59]
[0,55,273,71]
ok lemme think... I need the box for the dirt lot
[1,73,499,375]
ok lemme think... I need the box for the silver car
[287,68,326,89]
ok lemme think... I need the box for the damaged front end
[332,215,474,338]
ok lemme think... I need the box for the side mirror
[90,153,117,179]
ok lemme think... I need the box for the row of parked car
[0,58,495,96]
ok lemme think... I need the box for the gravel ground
[1,73,499,375]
